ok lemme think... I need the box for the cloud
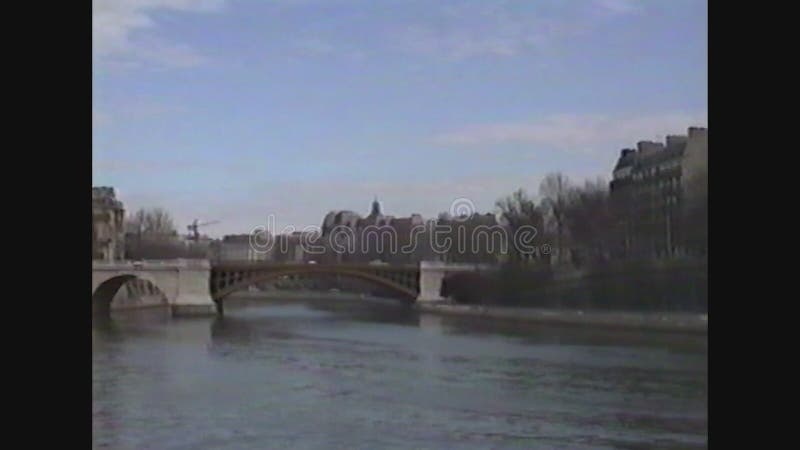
[432,112,708,153]
[121,98,190,119]
[592,0,642,16]
[289,37,369,62]
[292,38,337,56]
[93,100,188,130]
[394,7,555,60]
[92,158,257,176]
[391,1,642,61]
[93,0,226,69]
[398,26,526,60]
[93,159,186,174]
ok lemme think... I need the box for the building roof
[612,134,688,173]
[438,212,500,227]
[645,145,684,165]
[322,210,362,234]
[322,199,428,236]
[613,149,637,171]
[222,234,252,243]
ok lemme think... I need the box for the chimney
[688,127,707,139]
[666,135,688,149]
[636,141,664,156]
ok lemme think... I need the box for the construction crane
[186,219,220,242]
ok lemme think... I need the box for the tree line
[495,171,708,265]
[123,208,207,260]
[443,170,708,311]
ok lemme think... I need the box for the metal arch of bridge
[210,263,421,301]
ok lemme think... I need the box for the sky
[92,0,708,237]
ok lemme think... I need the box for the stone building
[318,198,511,264]
[319,198,432,264]
[609,127,708,258]
[92,187,125,261]
[213,234,267,262]
[277,232,312,263]
[211,230,310,263]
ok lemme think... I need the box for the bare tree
[126,207,177,237]
[124,207,190,260]
[496,189,545,262]
[539,173,572,263]
[564,178,614,264]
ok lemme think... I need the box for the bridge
[92,260,482,316]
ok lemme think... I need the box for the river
[92,297,707,449]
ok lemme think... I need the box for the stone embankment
[415,303,707,334]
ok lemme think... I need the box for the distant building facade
[317,198,510,264]
[609,127,708,258]
[92,187,125,261]
[212,230,311,263]
[277,232,312,263]
[318,198,434,264]
[214,198,525,265]
[213,234,266,262]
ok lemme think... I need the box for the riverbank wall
[415,303,707,334]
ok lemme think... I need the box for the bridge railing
[210,260,422,270]
[94,259,495,272]
[420,261,495,271]
[92,259,211,270]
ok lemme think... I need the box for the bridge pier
[417,261,446,302]
[417,261,485,303]
[170,260,217,316]
[171,304,216,316]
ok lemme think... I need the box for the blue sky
[93,0,707,237]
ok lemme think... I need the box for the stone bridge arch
[92,273,169,316]
[92,260,217,316]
